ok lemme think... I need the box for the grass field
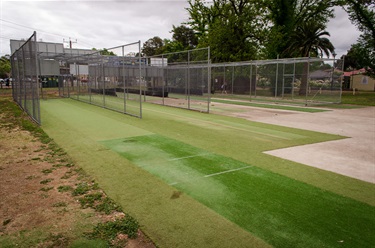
[40,98,375,247]
[211,98,328,112]
[341,91,375,106]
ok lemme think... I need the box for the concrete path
[221,105,375,183]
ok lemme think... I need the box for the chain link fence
[10,32,41,124]
[144,47,211,112]
[58,42,143,118]
[9,32,344,125]
[211,57,343,106]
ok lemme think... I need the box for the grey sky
[0,0,361,58]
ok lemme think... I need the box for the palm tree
[284,21,335,95]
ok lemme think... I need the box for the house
[309,69,332,80]
[344,69,375,91]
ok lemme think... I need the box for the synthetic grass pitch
[40,98,375,247]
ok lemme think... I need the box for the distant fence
[144,47,211,112]
[10,31,41,124]
[58,41,143,118]
[10,33,344,125]
[60,47,211,114]
[210,57,344,106]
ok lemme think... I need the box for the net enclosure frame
[9,32,344,125]
[210,57,344,106]
[143,47,211,113]
[11,31,41,124]
[58,41,143,118]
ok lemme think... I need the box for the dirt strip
[217,104,375,183]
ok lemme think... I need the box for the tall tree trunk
[299,61,309,95]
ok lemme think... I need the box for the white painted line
[169,182,178,186]
[168,154,209,161]
[203,166,252,178]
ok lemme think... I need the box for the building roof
[310,69,332,79]
[343,68,366,77]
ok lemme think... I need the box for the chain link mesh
[211,58,343,105]
[58,42,143,118]
[11,32,41,124]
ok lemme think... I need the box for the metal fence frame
[11,31,41,124]
[9,33,344,125]
[210,57,343,106]
[58,41,143,118]
[144,47,211,113]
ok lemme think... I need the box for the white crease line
[168,153,209,161]
[203,166,252,178]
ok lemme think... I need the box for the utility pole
[63,37,77,48]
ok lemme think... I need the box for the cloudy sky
[0,0,361,58]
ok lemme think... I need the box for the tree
[0,55,11,79]
[141,37,165,56]
[285,21,334,95]
[341,0,374,41]
[100,48,116,56]
[339,0,375,77]
[343,38,375,77]
[265,0,298,58]
[161,25,199,58]
[187,0,267,62]
[162,38,184,54]
[285,21,334,58]
[342,43,366,71]
[92,48,116,56]
[265,0,335,59]
[171,25,198,49]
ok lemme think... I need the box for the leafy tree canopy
[265,0,335,58]
[141,36,164,56]
[338,0,374,77]
[92,48,116,56]
[342,37,375,77]
[171,25,198,49]
[284,21,334,58]
[0,56,11,79]
[187,0,268,62]
[187,0,336,61]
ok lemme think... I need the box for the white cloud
[0,1,361,60]
[0,0,190,55]
[326,6,361,58]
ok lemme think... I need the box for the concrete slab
[218,105,375,183]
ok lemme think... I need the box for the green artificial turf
[101,134,375,248]
[40,98,375,247]
[211,98,328,112]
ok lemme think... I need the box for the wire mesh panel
[11,31,41,124]
[306,58,343,104]
[59,41,143,118]
[144,47,210,112]
[210,57,343,105]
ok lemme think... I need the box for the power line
[0,18,96,48]
[0,19,67,39]
[0,35,16,40]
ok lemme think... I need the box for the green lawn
[211,98,328,112]
[40,98,375,248]
[341,91,375,106]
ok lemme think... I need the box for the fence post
[138,40,142,118]
[305,58,310,106]
[162,55,165,106]
[187,50,190,109]
[275,55,279,99]
[207,46,211,113]
[122,46,126,113]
